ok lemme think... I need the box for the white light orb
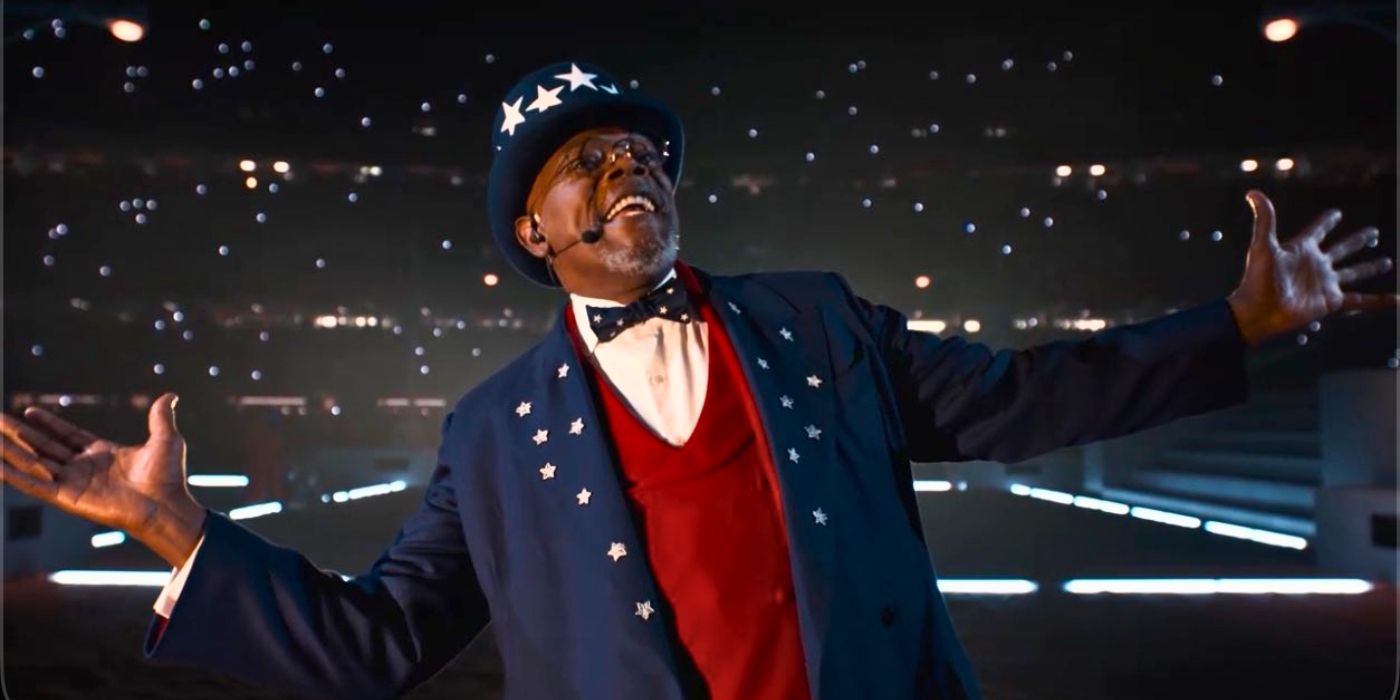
[1264,18,1298,42]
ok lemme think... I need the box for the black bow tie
[586,280,695,342]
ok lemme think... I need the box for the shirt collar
[569,267,678,353]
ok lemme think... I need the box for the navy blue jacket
[143,266,1249,699]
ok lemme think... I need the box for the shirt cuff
[152,533,206,617]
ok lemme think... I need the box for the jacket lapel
[698,269,840,697]
[510,313,689,680]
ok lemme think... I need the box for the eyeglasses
[553,134,669,183]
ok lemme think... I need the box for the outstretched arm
[840,190,1395,465]
[846,278,1250,464]
[142,411,490,700]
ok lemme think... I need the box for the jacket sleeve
[833,273,1251,464]
[142,411,490,700]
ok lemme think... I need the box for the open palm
[0,392,190,536]
[1229,190,1398,343]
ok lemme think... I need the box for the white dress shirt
[154,266,710,616]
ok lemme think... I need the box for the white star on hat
[554,63,598,91]
[780,395,794,409]
[757,357,769,370]
[569,417,585,435]
[804,424,822,440]
[526,84,563,113]
[532,428,548,445]
[813,508,829,525]
[500,96,526,136]
[779,327,794,341]
[577,488,592,505]
[540,462,557,479]
[557,363,570,379]
[788,447,801,463]
[515,401,532,417]
[635,600,654,620]
[806,375,823,388]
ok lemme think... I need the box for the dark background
[3,1,1396,698]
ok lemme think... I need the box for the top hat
[486,61,685,287]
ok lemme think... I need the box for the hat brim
[487,94,685,288]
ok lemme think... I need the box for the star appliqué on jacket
[540,462,557,480]
[532,429,548,445]
[569,418,585,435]
[780,395,794,409]
[635,600,654,620]
[607,542,627,562]
[804,425,822,440]
[813,508,829,526]
[515,401,531,417]
[577,488,592,505]
[806,375,823,388]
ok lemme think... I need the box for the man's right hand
[0,392,207,567]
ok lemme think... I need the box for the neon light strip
[1027,487,1074,505]
[1129,506,1202,529]
[187,474,250,487]
[49,570,171,586]
[913,480,953,492]
[90,531,126,548]
[1203,521,1308,550]
[326,480,408,503]
[1072,495,1130,515]
[1010,483,1308,548]
[229,501,283,520]
[937,579,1039,594]
[1063,578,1372,595]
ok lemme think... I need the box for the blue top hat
[487,62,685,287]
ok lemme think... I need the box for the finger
[1324,227,1380,264]
[0,413,75,462]
[148,392,181,440]
[1,461,61,501]
[1245,190,1278,253]
[1298,208,1342,247]
[1336,257,1395,285]
[1339,292,1400,313]
[22,405,101,452]
[1,434,59,483]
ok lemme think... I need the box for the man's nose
[604,158,649,182]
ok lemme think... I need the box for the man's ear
[514,214,549,260]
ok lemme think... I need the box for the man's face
[514,127,680,290]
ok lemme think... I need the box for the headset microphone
[535,212,605,260]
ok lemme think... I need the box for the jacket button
[880,605,896,627]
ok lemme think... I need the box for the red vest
[566,265,812,700]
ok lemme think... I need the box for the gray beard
[597,225,679,278]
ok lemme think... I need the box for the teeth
[607,194,656,221]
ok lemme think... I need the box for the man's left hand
[1226,189,1398,346]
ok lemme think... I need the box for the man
[1,60,1394,700]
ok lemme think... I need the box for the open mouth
[604,193,660,222]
